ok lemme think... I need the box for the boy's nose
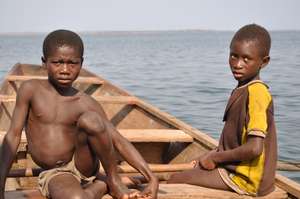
[234,60,243,69]
[61,64,69,73]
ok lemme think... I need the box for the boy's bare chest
[30,92,84,124]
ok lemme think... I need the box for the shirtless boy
[168,24,277,196]
[0,30,158,199]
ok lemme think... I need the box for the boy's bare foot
[121,176,158,199]
[108,176,141,199]
[140,177,158,199]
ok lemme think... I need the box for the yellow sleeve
[247,83,272,137]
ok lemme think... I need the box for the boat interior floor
[5,184,287,199]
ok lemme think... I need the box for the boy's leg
[77,111,137,199]
[167,167,232,191]
[48,173,107,199]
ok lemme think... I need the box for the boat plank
[0,129,192,143]
[5,75,104,84]
[0,95,137,104]
[119,129,193,142]
[135,99,218,148]
[8,163,194,178]
[4,184,287,199]
[275,174,300,198]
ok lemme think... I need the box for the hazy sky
[1,0,299,33]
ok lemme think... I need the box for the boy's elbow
[249,144,263,158]
[246,136,264,158]
[4,131,21,146]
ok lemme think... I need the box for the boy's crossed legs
[48,173,140,199]
[46,111,140,199]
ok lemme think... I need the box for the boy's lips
[232,71,243,78]
[57,78,72,83]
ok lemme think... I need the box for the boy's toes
[128,191,141,198]
[119,191,140,199]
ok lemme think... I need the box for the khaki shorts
[218,168,255,196]
[38,156,98,197]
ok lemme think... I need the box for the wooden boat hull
[1,63,300,198]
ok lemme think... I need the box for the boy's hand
[199,151,217,170]
[191,159,198,168]
[120,176,158,199]
[191,150,217,170]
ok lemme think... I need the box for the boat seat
[0,129,193,145]
[0,95,137,104]
[119,129,193,142]
[4,184,287,199]
[5,75,104,84]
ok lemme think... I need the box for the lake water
[0,30,299,182]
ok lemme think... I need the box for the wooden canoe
[0,63,299,199]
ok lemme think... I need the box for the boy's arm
[200,136,263,170]
[109,123,158,198]
[0,82,32,199]
[91,101,158,198]
[201,83,270,170]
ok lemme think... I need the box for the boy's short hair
[230,24,271,57]
[43,29,84,60]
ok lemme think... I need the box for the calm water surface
[0,30,299,182]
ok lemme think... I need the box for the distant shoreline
[0,29,299,36]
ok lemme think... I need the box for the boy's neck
[238,75,260,87]
[236,79,263,90]
[48,79,78,96]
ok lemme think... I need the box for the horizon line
[0,28,299,36]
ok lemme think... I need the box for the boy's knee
[49,186,86,199]
[78,111,105,134]
[68,192,85,199]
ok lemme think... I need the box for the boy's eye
[51,60,80,66]
[51,61,60,65]
[230,54,237,59]
[69,61,79,65]
[243,57,249,62]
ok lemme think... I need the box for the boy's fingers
[119,191,139,199]
[128,191,141,198]
[120,194,129,199]
[141,195,152,199]
[190,160,197,167]
[141,190,151,196]
[140,193,152,199]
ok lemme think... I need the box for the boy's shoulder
[247,80,269,89]
[247,80,271,96]
[16,79,44,101]
[247,80,272,107]
[18,79,43,93]
[77,91,98,105]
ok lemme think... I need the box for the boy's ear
[41,57,46,67]
[81,57,84,65]
[260,55,270,69]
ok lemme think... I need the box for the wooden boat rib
[1,63,300,199]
